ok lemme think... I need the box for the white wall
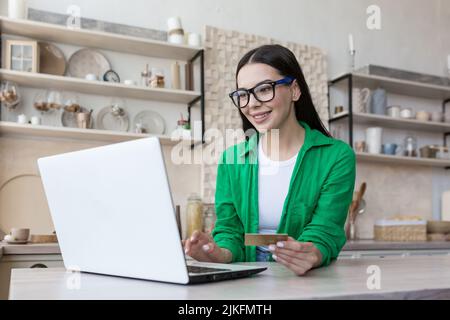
[3,0,448,78]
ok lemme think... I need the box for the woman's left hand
[268,237,322,276]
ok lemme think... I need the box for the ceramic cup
[386,105,401,118]
[85,73,98,81]
[416,111,430,122]
[17,114,27,124]
[400,107,414,119]
[31,116,41,125]
[431,111,443,122]
[11,228,30,241]
[382,143,399,155]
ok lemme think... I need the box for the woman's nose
[247,92,262,108]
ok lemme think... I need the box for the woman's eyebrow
[237,79,273,90]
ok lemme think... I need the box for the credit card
[244,233,289,246]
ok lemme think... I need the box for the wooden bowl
[427,220,450,234]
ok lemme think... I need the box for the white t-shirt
[258,141,299,234]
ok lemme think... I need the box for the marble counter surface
[8,255,450,300]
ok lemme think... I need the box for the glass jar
[403,135,417,157]
[63,92,81,113]
[203,205,216,234]
[186,193,203,238]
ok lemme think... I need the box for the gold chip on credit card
[244,233,289,246]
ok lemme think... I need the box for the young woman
[184,44,356,276]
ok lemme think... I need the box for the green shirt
[212,121,356,267]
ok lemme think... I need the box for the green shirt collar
[239,121,333,158]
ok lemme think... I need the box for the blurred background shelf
[330,111,450,133]
[0,16,203,60]
[0,69,201,104]
[356,152,450,168]
[0,121,200,145]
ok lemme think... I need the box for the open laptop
[37,137,266,284]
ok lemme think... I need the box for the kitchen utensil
[386,105,401,118]
[365,127,383,154]
[427,220,450,234]
[416,111,430,122]
[38,42,66,76]
[67,48,111,79]
[133,110,166,134]
[370,88,387,115]
[96,105,129,132]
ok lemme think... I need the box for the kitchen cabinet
[0,254,63,300]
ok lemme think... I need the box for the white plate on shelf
[96,106,129,132]
[67,48,111,80]
[133,110,166,135]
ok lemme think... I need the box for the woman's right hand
[182,230,232,264]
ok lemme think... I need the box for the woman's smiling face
[236,63,300,132]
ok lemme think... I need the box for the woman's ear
[291,79,301,102]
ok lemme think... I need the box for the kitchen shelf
[329,111,450,133]
[0,69,201,104]
[0,16,202,60]
[356,152,450,168]
[0,121,200,145]
[331,72,450,100]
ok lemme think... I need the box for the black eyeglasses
[229,76,295,109]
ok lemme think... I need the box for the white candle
[348,34,354,52]
[8,0,26,19]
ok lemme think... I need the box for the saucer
[5,240,28,244]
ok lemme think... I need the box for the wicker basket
[374,219,427,241]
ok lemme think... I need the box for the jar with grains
[186,193,203,239]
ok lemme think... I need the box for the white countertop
[8,255,450,300]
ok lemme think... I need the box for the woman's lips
[251,111,272,124]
